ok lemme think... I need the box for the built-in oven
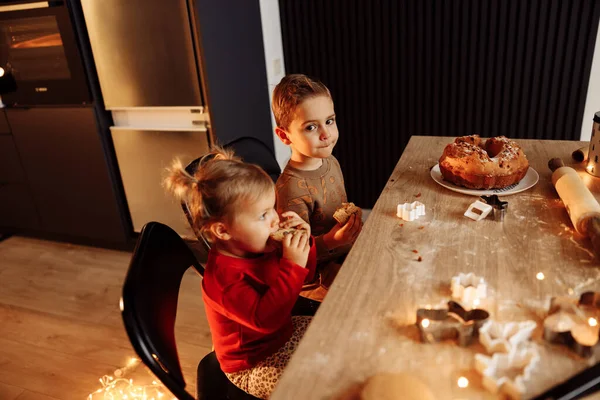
[0,1,90,106]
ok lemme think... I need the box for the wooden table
[272,136,600,400]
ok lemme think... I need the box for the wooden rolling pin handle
[548,157,565,172]
[572,146,589,163]
[587,216,600,260]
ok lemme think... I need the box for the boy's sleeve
[275,174,313,223]
[276,174,337,261]
[304,236,318,283]
[315,236,334,262]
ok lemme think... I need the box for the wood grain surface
[272,136,600,400]
[0,236,211,400]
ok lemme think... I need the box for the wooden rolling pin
[549,158,600,257]
[572,146,589,162]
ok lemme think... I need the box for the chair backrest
[225,136,281,183]
[121,222,204,400]
[181,136,282,243]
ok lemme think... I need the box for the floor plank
[0,237,129,323]
[0,338,118,400]
[0,382,25,400]
[0,236,212,400]
[16,390,62,400]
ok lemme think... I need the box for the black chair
[182,136,280,184]
[121,222,319,399]
[225,136,281,183]
[121,221,260,399]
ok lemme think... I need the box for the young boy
[272,74,362,298]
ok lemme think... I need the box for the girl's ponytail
[164,145,273,242]
[163,158,199,200]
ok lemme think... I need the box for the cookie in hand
[333,202,362,225]
[270,228,300,242]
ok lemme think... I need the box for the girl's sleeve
[221,258,309,333]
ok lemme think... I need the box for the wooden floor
[0,235,212,400]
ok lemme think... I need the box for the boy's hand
[282,230,310,268]
[279,211,311,237]
[323,213,363,249]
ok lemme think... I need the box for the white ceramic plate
[430,164,539,196]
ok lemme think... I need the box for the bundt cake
[438,135,529,189]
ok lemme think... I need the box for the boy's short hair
[272,74,331,130]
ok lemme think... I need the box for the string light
[457,376,469,388]
[536,272,545,280]
[421,319,430,328]
[589,318,598,327]
[87,357,176,400]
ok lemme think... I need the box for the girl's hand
[282,230,310,268]
[279,211,311,237]
[323,213,363,249]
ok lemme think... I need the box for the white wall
[581,22,600,140]
[259,0,290,169]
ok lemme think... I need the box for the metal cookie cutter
[464,200,493,221]
[543,292,600,358]
[416,301,490,346]
[481,195,508,222]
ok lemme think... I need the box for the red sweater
[202,243,317,372]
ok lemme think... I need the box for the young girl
[164,146,317,399]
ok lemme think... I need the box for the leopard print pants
[225,316,312,399]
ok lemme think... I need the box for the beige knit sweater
[275,155,351,262]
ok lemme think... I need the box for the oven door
[0,1,90,106]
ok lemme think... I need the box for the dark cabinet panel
[7,107,127,242]
[0,136,26,183]
[0,183,40,230]
[0,110,9,135]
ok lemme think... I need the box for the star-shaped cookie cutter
[416,301,490,346]
[480,195,509,221]
[543,291,600,358]
[475,347,540,400]
[450,272,487,310]
[479,320,537,354]
[397,201,425,221]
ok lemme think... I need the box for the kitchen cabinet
[110,127,210,235]
[0,110,40,232]
[0,135,26,183]
[7,107,127,243]
[0,183,40,231]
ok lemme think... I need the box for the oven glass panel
[0,16,71,81]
